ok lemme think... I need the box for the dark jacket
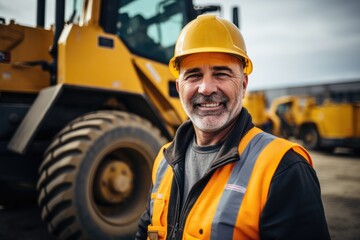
[136,108,330,240]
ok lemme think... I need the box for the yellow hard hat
[169,14,253,78]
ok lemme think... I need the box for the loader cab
[100,0,190,64]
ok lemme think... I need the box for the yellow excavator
[0,0,239,239]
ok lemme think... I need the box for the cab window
[109,0,186,63]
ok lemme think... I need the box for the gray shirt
[183,138,222,202]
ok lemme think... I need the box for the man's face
[177,52,248,133]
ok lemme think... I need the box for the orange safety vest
[148,127,312,240]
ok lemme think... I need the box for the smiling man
[177,52,247,146]
[136,15,330,240]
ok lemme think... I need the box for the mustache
[190,93,229,105]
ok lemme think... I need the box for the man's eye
[185,74,202,81]
[214,72,231,79]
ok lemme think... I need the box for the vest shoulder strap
[234,136,312,239]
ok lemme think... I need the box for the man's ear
[243,75,249,89]
[242,75,249,97]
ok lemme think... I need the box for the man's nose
[198,74,217,96]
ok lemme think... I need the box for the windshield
[116,0,186,63]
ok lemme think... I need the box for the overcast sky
[1,0,360,90]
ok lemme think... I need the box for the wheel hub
[96,161,134,204]
[305,133,313,143]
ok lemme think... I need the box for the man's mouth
[190,93,228,114]
[197,102,223,108]
[195,102,227,113]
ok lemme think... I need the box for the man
[136,15,330,240]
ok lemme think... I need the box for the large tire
[301,126,320,150]
[37,111,166,240]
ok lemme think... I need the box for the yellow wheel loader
[0,0,238,239]
[243,91,277,134]
[268,95,360,151]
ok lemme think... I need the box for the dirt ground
[0,149,359,240]
[312,149,360,240]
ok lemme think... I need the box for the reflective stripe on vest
[210,131,275,239]
[150,157,170,221]
[233,137,311,239]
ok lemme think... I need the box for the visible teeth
[200,103,221,108]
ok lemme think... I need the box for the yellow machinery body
[268,95,360,150]
[243,91,277,134]
[56,23,187,133]
[0,21,53,92]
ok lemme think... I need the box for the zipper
[173,156,239,239]
[171,223,179,240]
[167,146,239,239]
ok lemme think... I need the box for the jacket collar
[164,107,254,167]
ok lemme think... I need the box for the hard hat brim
[169,47,253,78]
